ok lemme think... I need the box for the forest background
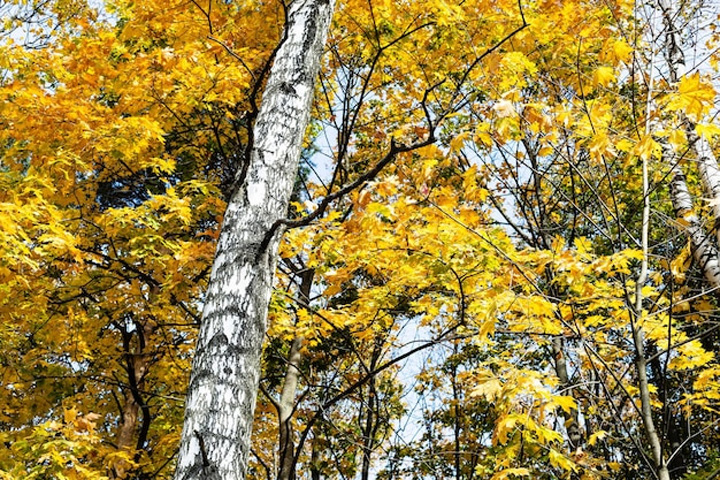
[2,0,720,479]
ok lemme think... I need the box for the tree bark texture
[660,0,720,262]
[668,157,720,290]
[113,320,151,479]
[690,131,720,236]
[658,0,720,292]
[174,2,336,479]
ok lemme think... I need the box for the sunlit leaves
[666,72,717,121]
[0,409,110,480]
[5,0,720,478]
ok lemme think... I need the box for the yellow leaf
[612,39,633,63]
[588,131,613,160]
[491,468,531,480]
[553,395,576,413]
[548,448,576,471]
[495,414,519,444]
[695,122,720,139]
[573,237,592,256]
[592,66,615,87]
[64,407,78,424]
[462,165,478,194]
[669,340,714,370]
[472,376,503,401]
[666,73,716,120]
[616,138,633,152]
[538,145,553,156]
[633,135,660,161]
[588,430,608,446]
[450,131,470,152]
[668,128,687,150]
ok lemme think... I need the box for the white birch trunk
[658,0,720,243]
[174,2,336,479]
[658,0,720,291]
[668,157,720,289]
[688,129,720,243]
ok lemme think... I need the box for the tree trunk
[689,129,720,241]
[113,319,151,479]
[173,2,336,479]
[637,71,670,478]
[668,158,720,289]
[116,399,139,451]
[277,336,303,480]
[360,341,382,480]
[310,434,321,480]
[632,321,670,480]
[277,268,314,480]
[552,337,582,450]
[657,0,720,291]
[450,344,461,480]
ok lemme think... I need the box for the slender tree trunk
[360,379,376,480]
[633,13,670,477]
[174,2,336,479]
[450,344,461,480]
[632,326,670,480]
[310,434,321,480]
[113,321,151,479]
[277,335,303,480]
[360,340,383,480]
[277,269,314,480]
[552,337,582,450]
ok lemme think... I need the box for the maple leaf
[592,66,615,87]
[666,72,716,120]
[612,39,633,62]
[633,134,660,160]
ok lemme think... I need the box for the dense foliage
[2,0,720,479]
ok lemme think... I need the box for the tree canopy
[2,0,720,479]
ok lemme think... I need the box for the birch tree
[659,0,720,291]
[173,2,336,479]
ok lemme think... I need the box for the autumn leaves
[3,0,720,479]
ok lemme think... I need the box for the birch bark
[691,132,720,242]
[660,0,720,247]
[174,2,336,479]
[667,150,720,289]
[658,0,720,290]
